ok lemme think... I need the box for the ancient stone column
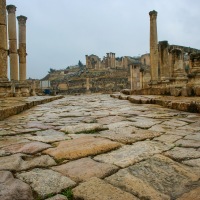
[112,53,116,68]
[0,0,8,81]
[159,41,170,81]
[7,5,19,81]
[17,15,27,81]
[149,10,158,83]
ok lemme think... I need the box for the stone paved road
[0,94,200,200]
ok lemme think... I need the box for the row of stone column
[0,0,27,82]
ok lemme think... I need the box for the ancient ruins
[0,1,200,200]
[128,10,200,96]
[0,0,35,97]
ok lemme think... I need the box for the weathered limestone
[0,153,56,171]
[94,141,171,167]
[106,154,199,199]
[17,15,27,81]
[149,10,158,83]
[16,168,76,198]
[52,157,118,182]
[0,0,8,81]
[0,171,34,200]
[6,5,19,81]
[72,177,138,200]
[43,136,121,160]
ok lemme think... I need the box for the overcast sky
[6,0,200,79]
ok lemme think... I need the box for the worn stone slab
[72,177,138,200]
[0,153,56,171]
[0,129,17,136]
[25,129,70,143]
[127,117,162,129]
[185,133,200,141]
[0,136,29,148]
[106,169,169,200]
[161,119,188,127]
[175,139,200,148]
[106,121,134,130]
[94,141,171,167]
[177,187,200,200]
[25,121,55,130]
[46,194,68,200]
[0,171,34,200]
[164,147,200,161]
[97,116,126,125]
[99,129,161,144]
[60,123,106,134]
[149,124,174,133]
[52,157,118,182]
[182,158,200,167]
[107,154,199,200]
[44,136,121,160]
[154,134,182,144]
[16,168,76,198]
[1,141,52,154]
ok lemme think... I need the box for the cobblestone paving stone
[0,94,200,200]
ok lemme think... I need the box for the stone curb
[0,95,64,121]
[111,94,200,113]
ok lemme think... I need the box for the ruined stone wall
[62,77,130,94]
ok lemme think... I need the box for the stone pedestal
[17,15,27,81]
[149,10,158,83]
[0,0,8,81]
[7,5,19,81]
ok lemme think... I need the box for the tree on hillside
[48,68,56,73]
[78,60,83,68]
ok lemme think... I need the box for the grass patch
[61,188,73,200]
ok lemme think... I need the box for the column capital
[17,15,27,25]
[6,5,17,14]
[149,10,157,18]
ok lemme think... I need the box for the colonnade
[0,0,27,82]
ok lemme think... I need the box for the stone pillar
[7,5,19,81]
[159,41,170,81]
[17,15,27,81]
[85,55,88,68]
[149,10,158,83]
[112,53,116,68]
[0,0,8,81]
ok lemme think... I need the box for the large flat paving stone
[164,147,200,161]
[99,129,161,144]
[97,115,126,125]
[52,157,118,182]
[161,119,188,127]
[44,136,121,160]
[128,117,162,129]
[16,168,76,199]
[153,134,182,144]
[0,171,33,200]
[94,141,171,167]
[106,154,199,200]
[185,132,200,140]
[0,136,30,148]
[1,141,52,154]
[72,177,138,200]
[0,153,56,171]
[24,129,70,143]
[60,123,106,134]
[175,139,200,148]
[177,187,200,200]
[182,158,200,167]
